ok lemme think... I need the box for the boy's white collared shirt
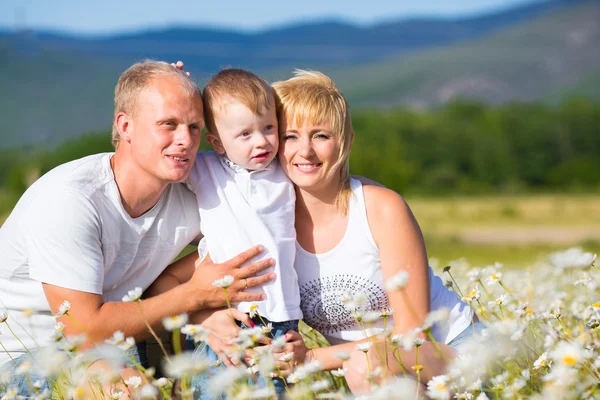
[187,151,302,322]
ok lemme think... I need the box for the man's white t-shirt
[187,152,302,322]
[0,153,200,366]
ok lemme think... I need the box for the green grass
[425,237,598,269]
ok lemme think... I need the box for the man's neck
[111,152,168,218]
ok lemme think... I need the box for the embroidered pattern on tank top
[300,274,389,335]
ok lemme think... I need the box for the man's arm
[44,246,275,346]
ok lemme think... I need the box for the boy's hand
[185,245,276,310]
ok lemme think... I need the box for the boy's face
[207,98,278,171]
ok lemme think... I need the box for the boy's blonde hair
[112,60,200,148]
[273,70,353,213]
[203,68,275,134]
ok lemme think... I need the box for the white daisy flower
[487,271,503,286]
[122,287,143,302]
[124,376,142,388]
[385,271,409,291]
[333,351,350,361]
[533,352,551,369]
[137,384,158,399]
[426,375,450,400]
[248,304,259,318]
[152,377,168,387]
[54,300,71,317]
[551,341,584,368]
[310,379,330,392]
[356,342,373,353]
[212,275,234,288]
[331,368,347,377]
[162,313,188,331]
[549,247,596,269]
[362,311,382,323]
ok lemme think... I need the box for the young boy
[186,69,302,398]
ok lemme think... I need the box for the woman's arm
[363,184,431,334]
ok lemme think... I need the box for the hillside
[0,0,598,149]
[324,0,600,107]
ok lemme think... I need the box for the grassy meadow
[409,194,600,268]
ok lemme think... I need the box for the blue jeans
[190,317,299,400]
[0,342,148,397]
[447,321,487,352]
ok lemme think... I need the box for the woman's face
[278,117,341,192]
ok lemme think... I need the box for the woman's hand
[170,60,190,76]
[268,330,312,377]
[191,308,255,367]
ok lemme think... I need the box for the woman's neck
[294,180,350,254]
[294,184,338,219]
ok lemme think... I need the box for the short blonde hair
[273,70,353,212]
[112,60,201,148]
[202,68,274,134]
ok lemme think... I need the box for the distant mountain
[0,0,581,72]
[324,0,600,107]
[0,0,598,149]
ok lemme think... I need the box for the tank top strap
[348,178,379,251]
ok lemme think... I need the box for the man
[0,60,275,395]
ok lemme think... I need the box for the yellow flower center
[562,355,578,366]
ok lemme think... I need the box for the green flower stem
[3,320,37,363]
[499,281,513,295]
[135,301,171,363]
[173,329,181,355]
[425,329,449,361]
[391,346,408,377]
[445,270,465,298]
[0,338,17,365]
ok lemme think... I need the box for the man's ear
[206,132,225,154]
[115,112,132,143]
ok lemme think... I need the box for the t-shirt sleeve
[24,189,104,294]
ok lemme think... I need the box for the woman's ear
[206,132,225,154]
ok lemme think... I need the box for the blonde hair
[272,70,353,212]
[202,68,274,134]
[112,60,201,148]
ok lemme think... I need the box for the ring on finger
[244,278,248,289]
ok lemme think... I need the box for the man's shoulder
[7,153,114,222]
[38,153,114,195]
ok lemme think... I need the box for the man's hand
[185,245,276,309]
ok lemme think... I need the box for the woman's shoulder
[360,181,410,222]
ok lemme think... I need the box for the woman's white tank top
[295,178,473,345]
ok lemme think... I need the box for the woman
[194,69,480,395]
[265,70,479,392]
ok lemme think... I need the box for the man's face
[208,98,278,171]
[124,76,204,185]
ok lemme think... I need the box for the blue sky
[0,0,539,35]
